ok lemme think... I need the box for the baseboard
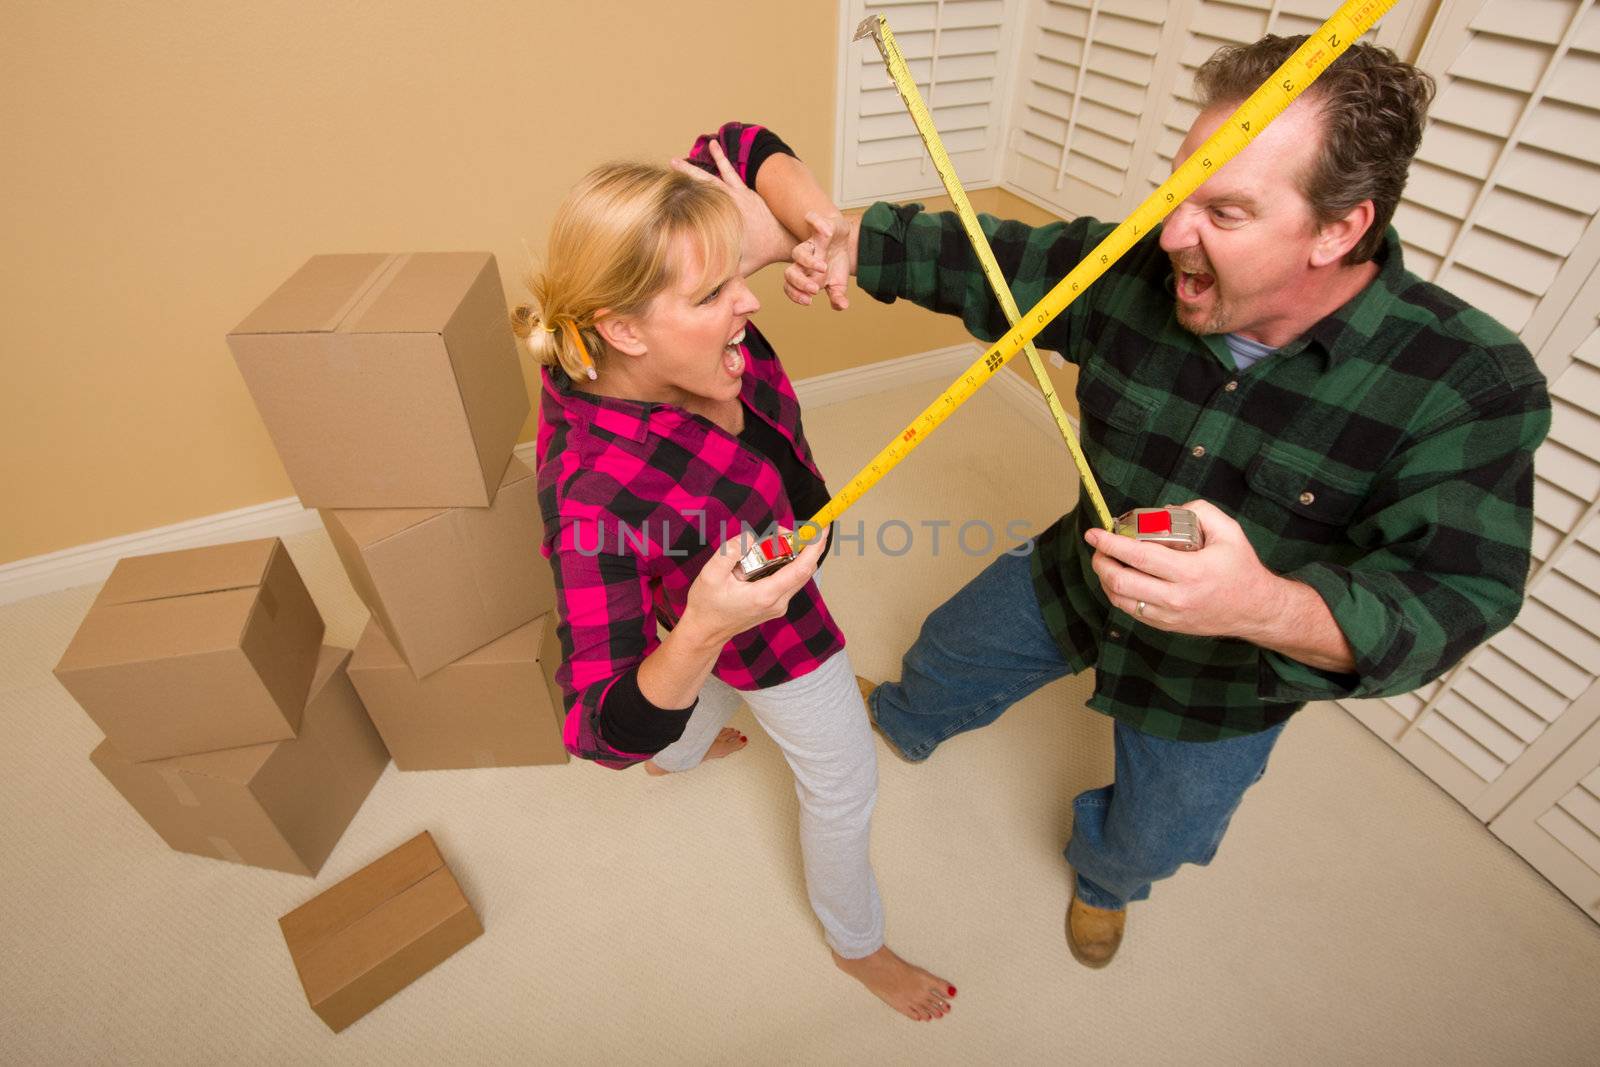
[0,498,324,607]
[790,342,980,409]
[0,342,1067,606]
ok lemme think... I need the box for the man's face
[1159,98,1327,341]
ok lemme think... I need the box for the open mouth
[722,327,747,376]
[1176,270,1215,302]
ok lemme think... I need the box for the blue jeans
[868,550,1285,910]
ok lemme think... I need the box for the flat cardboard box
[321,457,555,679]
[89,645,389,876]
[279,830,482,1033]
[227,252,530,508]
[56,537,325,762]
[347,613,568,770]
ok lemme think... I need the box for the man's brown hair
[1193,35,1436,264]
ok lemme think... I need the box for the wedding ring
[1136,600,1146,618]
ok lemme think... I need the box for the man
[761,35,1551,968]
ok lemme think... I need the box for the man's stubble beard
[1174,294,1230,336]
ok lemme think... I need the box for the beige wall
[1,1,979,564]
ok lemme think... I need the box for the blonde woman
[518,124,955,1021]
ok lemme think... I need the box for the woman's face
[628,233,760,407]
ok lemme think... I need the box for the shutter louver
[1491,709,1600,921]
[1340,312,1600,822]
[1394,0,1600,352]
[1008,0,1170,219]
[837,0,1018,206]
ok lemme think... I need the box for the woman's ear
[593,309,646,357]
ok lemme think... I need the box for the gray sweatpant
[650,646,884,958]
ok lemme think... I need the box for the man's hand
[670,140,790,276]
[785,211,855,310]
[1085,500,1283,640]
[1085,499,1357,672]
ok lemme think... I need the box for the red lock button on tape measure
[736,534,799,581]
[1113,507,1203,551]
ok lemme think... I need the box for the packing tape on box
[319,253,407,333]
[334,252,415,332]
[209,836,245,864]
[158,766,201,808]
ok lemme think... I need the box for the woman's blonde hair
[513,162,743,380]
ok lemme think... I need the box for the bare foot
[642,727,748,776]
[832,945,956,1021]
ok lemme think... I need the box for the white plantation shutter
[836,0,1020,206]
[1393,0,1600,353]
[1141,0,1431,197]
[1339,274,1600,826]
[1005,0,1180,219]
[1491,706,1600,921]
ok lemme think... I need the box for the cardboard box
[89,646,389,875]
[321,457,555,679]
[347,613,568,770]
[280,830,481,1033]
[227,252,530,509]
[56,537,325,762]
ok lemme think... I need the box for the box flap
[56,589,259,671]
[280,831,444,950]
[349,253,494,336]
[323,504,443,548]
[296,865,471,1005]
[97,538,277,607]
[156,646,349,783]
[230,254,395,335]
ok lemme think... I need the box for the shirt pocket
[1243,443,1372,563]
[1076,359,1159,494]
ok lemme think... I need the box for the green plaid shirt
[858,203,1550,741]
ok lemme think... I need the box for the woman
[517,124,955,1021]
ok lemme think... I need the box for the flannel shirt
[537,125,844,768]
[858,202,1550,741]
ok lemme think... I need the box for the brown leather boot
[855,675,877,706]
[855,676,922,764]
[1066,891,1126,969]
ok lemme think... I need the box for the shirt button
[1299,490,1316,505]
[1191,444,1207,458]
[1224,380,1238,392]
[1107,628,1122,640]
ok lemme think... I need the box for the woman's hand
[678,531,827,649]
[784,211,855,310]
[670,141,791,276]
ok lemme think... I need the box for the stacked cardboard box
[56,538,388,875]
[227,252,567,770]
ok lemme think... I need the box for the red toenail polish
[948,985,956,996]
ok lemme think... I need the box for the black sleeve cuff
[596,665,697,755]
[745,128,797,187]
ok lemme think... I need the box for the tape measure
[855,12,1116,532]
[744,0,1396,579]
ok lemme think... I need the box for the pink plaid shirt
[537,124,845,767]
